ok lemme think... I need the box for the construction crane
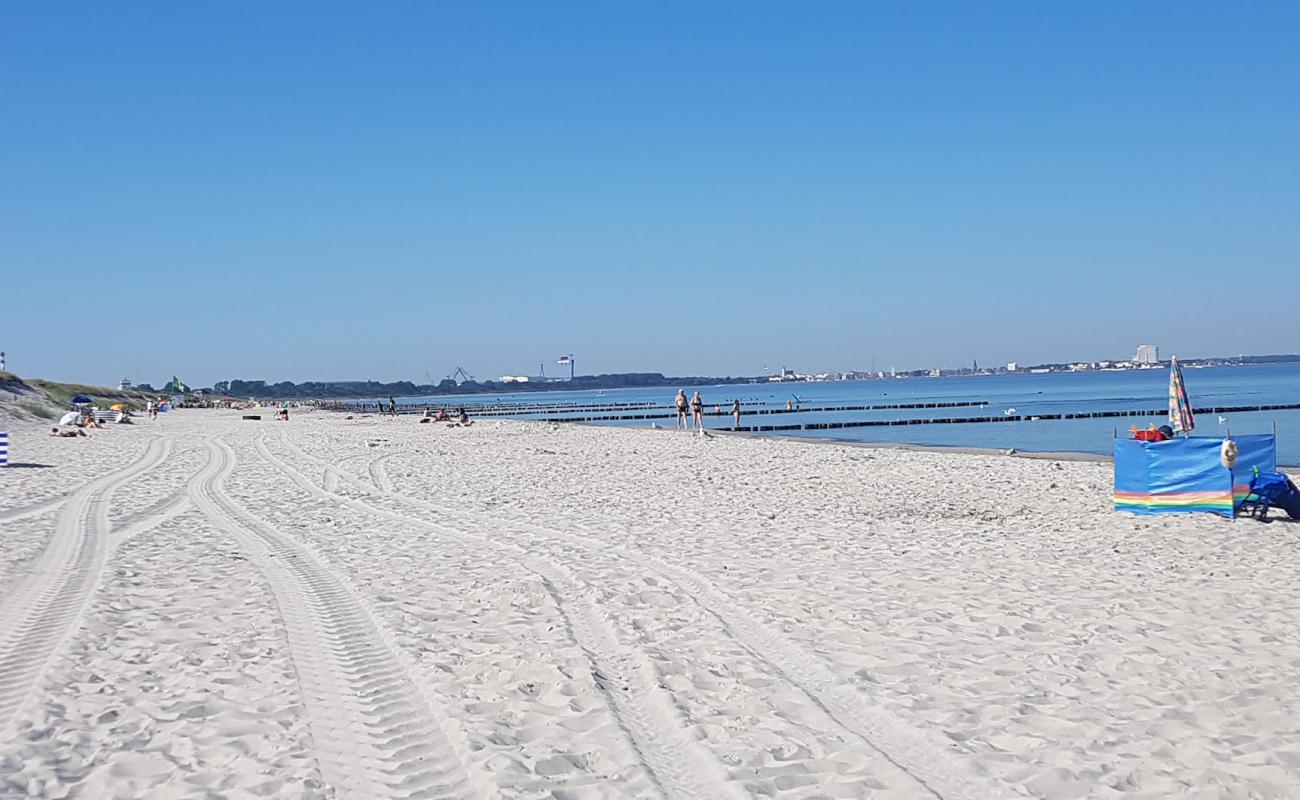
[447,367,474,384]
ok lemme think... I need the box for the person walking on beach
[691,390,704,433]
[389,396,397,417]
[732,399,741,429]
[675,390,688,429]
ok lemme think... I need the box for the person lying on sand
[51,427,87,438]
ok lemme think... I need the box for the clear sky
[3,2,1297,387]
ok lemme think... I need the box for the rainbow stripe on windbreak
[1114,490,1235,515]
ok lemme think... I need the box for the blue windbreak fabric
[1114,437,1236,516]
[1230,433,1278,509]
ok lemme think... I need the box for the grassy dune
[0,372,158,420]
[28,379,156,409]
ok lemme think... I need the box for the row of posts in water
[324,398,1300,429]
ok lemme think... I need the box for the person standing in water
[691,390,704,433]
[675,390,688,429]
[732,399,741,429]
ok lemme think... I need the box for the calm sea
[398,363,1300,464]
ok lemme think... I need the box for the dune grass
[0,374,158,416]
[27,379,155,409]
[17,402,57,420]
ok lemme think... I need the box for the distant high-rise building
[1135,344,1159,365]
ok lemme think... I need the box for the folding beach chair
[1238,471,1300,521]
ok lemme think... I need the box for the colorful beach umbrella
[1168,356,1195,434]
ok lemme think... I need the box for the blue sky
[3,2,1297,387]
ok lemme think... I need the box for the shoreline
[704,427,1114,463]
[299,404,1300,469]
[608,422,1300,469]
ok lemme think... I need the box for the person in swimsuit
[690,391,704,432]
[732,399,741,429]
[675,390,688,429]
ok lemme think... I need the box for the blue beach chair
[1238,469,1300,521]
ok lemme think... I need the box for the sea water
[399,363,1300,464]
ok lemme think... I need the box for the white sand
[2,408,1299,799]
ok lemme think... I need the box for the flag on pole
[1168,356,1195,434]
[172,375,189,393]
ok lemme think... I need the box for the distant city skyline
[10,345,1293,394]
[3,3,1297,388]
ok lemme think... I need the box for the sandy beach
[2,408,1299,799]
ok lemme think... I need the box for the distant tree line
[1231,354,1300,364]
[150,353,1300,400]
[197,373,757,400]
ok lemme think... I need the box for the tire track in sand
[0,436,173,737]
[368,452,394,493]
[255,434,745,800]
[189,437,485,800]
[280,433,1021,800]
[0,495,68,525]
